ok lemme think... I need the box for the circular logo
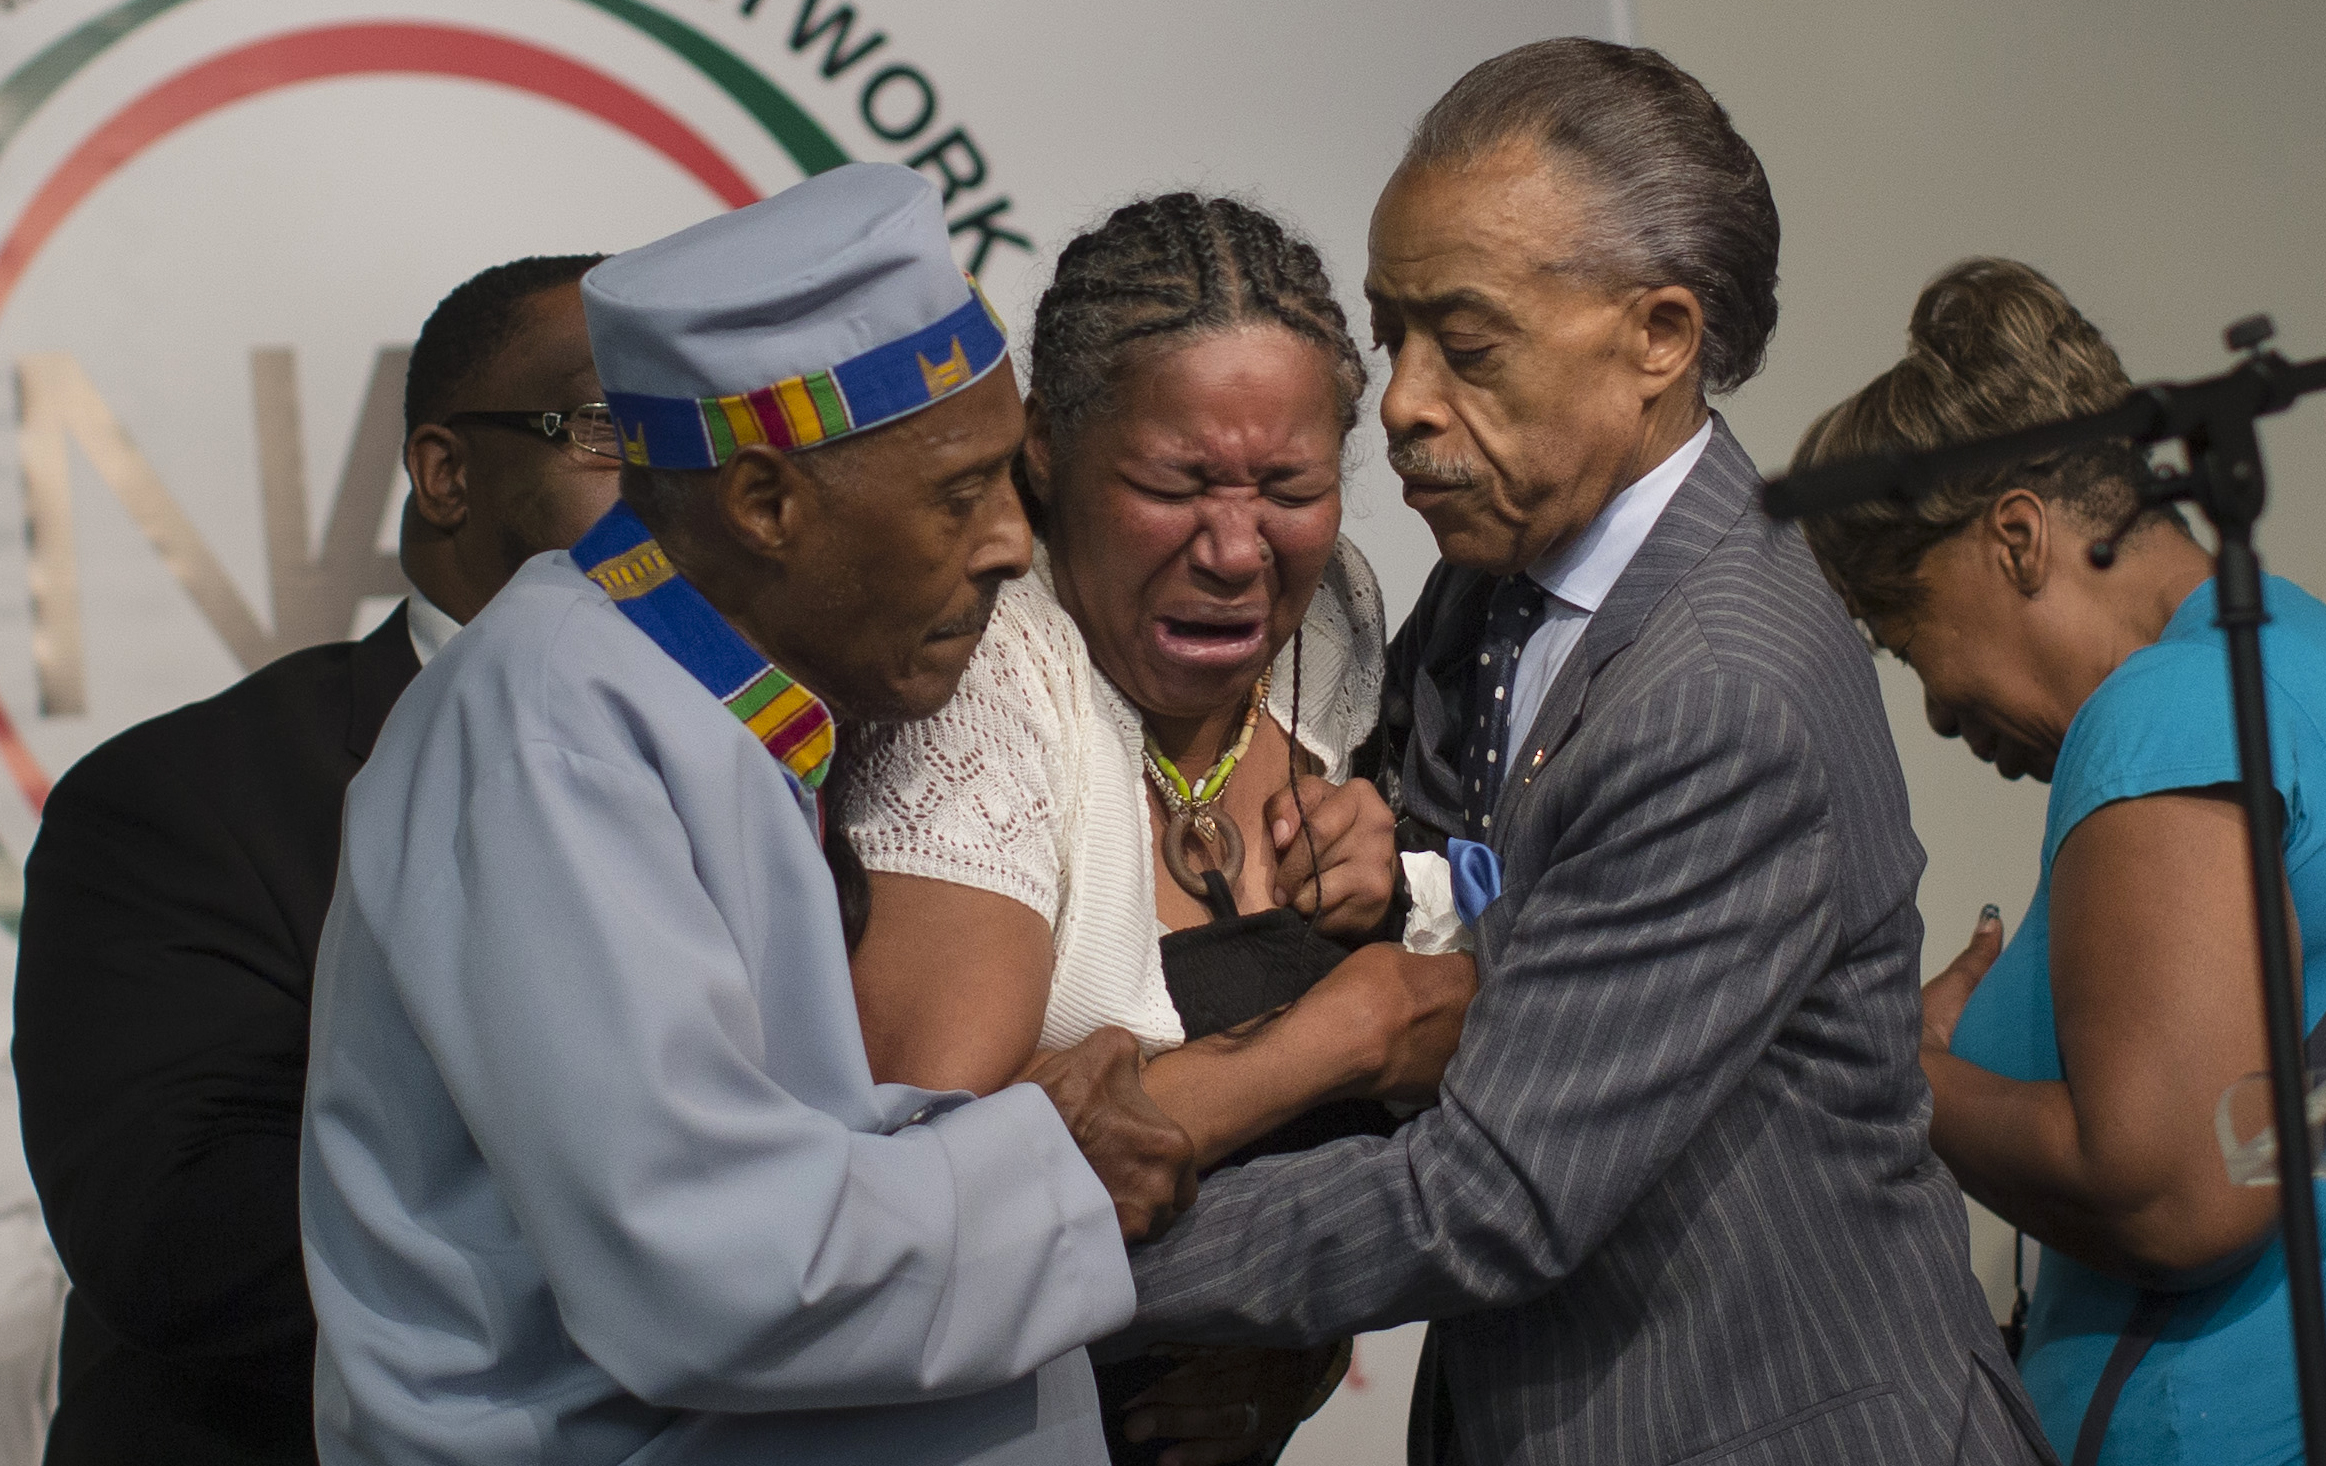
[0,0,1025,874]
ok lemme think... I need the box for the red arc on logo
[0,22,764,812]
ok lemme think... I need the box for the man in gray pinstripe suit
[1120,40,2058,1465]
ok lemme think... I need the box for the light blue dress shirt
[301,553,1136,1464]
[1951,575,2326,1466]
[1503,418,1712,765]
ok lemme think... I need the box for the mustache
[1385,434,1482,488]
[928,585,1001,641]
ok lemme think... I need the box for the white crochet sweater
[845,540,1386,1054]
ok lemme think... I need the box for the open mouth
[1154,614,1267,666]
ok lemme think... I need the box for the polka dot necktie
[1462,574,1546,842]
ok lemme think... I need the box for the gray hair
[1405,38,1780,395]
[619,463,708,531]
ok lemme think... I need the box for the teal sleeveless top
[1951,574,2326,1465]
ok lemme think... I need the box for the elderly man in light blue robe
[300,164,1197,1465]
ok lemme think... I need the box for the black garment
[15,609,420,1464]
[1096,878,1398,1466]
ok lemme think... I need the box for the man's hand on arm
[1024,1028,1199,1241]
[1124,671,1849,1347]
[1136,943,1475,1171]
[1286,944,1475,1106]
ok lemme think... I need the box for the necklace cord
[1288,626,1325,927]
[1138,629,1327,926]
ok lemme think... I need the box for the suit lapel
[1487,416,1761,843]
[346,602,422,761]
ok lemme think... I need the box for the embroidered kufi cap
[583,162,1006,469]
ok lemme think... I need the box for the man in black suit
[13,253,620,1463]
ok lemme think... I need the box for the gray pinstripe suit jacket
[1124,419,2058,1465]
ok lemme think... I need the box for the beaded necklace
[1142,668,1272,898]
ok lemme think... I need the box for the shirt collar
[1526,417,1714,614]
[405,590,462,668]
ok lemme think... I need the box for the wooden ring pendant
[1161,806,1244,898]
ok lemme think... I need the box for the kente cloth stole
[572,501,835,811]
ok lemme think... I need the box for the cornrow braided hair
[1027,193,1367,469]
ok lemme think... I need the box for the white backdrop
[8,3,2312,1458]
[0,0,1625,858]
[0,3,1627,1459]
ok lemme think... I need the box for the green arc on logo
[0,0,850,174]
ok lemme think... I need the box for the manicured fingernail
[1273,819,1292,847]
[1273,887,1287,905]
[1979,903,2001,926]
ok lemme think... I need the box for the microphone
[1761,320,2326,526]
[1760,398,2161,521]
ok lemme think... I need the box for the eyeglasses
[443,404,624,462]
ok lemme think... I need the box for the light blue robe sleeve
[391,731,1133,1413]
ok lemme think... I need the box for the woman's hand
[1921,904,2003,1055]
[1122,1342,1350,1466]
[1301,944,1476,1104]
[1264,775,1397,938]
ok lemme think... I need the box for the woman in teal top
[1796,258,2320,1465]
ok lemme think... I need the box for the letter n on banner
[16,349,409,715]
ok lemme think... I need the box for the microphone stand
[1764,315,2326,1462]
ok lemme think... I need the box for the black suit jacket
[15,608,419,1463]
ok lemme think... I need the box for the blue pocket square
[1445,839,1503,928]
